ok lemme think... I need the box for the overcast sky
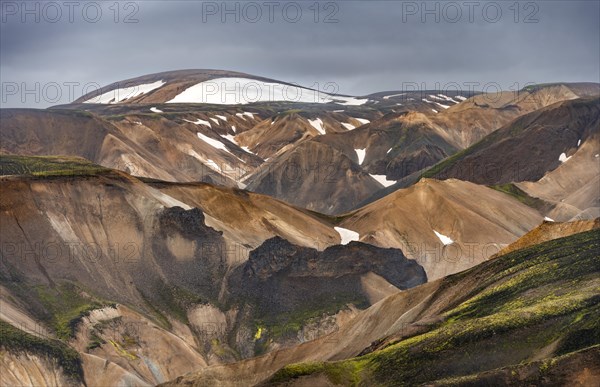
[1,0,599,108]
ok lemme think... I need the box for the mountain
[244,140,384,214]
[0,155,427,385]
[0,108,249,185]
[5,75,593,217]
[516,130,600,222]
[72,69,369,106]
[313,111,460,181]
[338,178,543,280]
[238,84,599,214]
[2,69,599,386]
[429,82,600,148]
[162,228,600,386]
[421,97,599,186]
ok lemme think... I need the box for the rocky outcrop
[225,236,426,357]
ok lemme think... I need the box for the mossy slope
[0,155,110,177]
[0,320,84,382]
[267,229,600,386]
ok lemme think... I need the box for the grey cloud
[1,0,598,107]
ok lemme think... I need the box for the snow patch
[184,118,211,128]
[150,107,163,113]
[197,132,233,155]
[231,125,236,132]
[241,146,255,155]
[205,159,223,173]
[436,94,459,104]
[166,77,364,105]
[456,96,467,101]
[85,80,165,104]
[433,230,453,245]
[370,174,396,187]
[333,96,369,106]
[544,217,555,222]
[222,134,237,143]
[577,139,581,146]
[355,149,366,165]
[334,227,359,245]
[382,93,405,100]
[432,109,438,113]
[243,112,255,118]
[308,118,326,135]
[342,123,356,130]
[386,148,393,154]
[559,152,571,163]
[354,118,370,125]
[216,115,227,121]
[209,117,219,125]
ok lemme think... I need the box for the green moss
[555,310,600,355]
[269,362,326,384]
[270,359,370,386]
[34,283,112,340]
[86,330,106,351]
[0,320,83,381]
[256,296,368,342]
[139,292,172,330]
[419,145,476,179]
[0,155,110,177]
[280,109,303,116]
[489,183,549,212]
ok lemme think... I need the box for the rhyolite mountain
[1,70,599,386]
[0,155,426,385]
[161,228,600,387]
[422,97,599,186]
[4,72,595,214]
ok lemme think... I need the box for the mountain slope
[516,130,600,221]
[0,156,427,385]
[145,180,341,250]
[429,83,600,149]
[422,97,600,186]
[245,141,383,214]
[0,108,248,185]
[314,111,459,181]
[160,228,600,387]
[339,178,543,280]
[264,228,600,386]
[494,218,599,256]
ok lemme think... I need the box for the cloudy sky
[1,0,599,107]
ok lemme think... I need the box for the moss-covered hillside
[267,229,600,386]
